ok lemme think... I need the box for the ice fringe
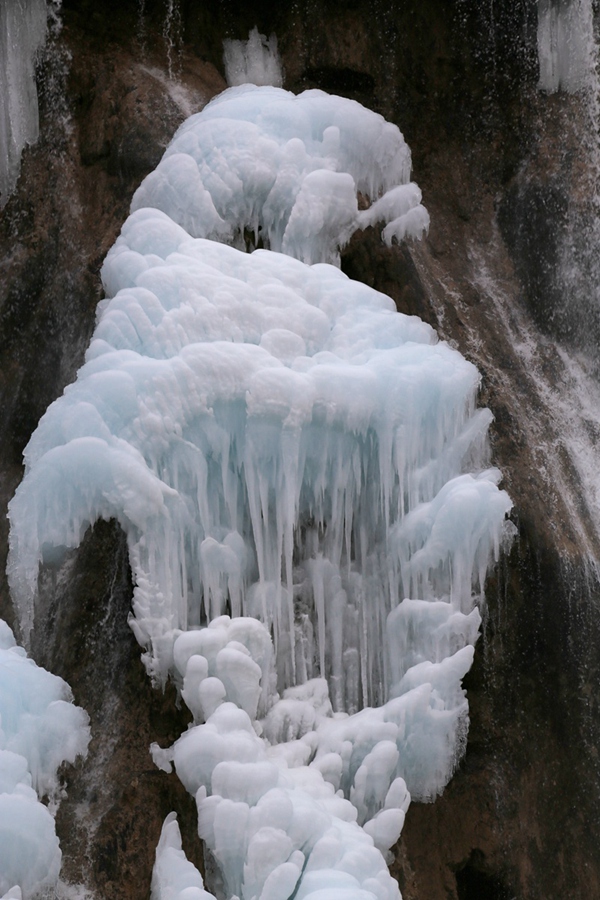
[7,84,512,899]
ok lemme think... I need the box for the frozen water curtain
[8,85,511,898]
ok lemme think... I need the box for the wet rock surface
[2,1,600,897]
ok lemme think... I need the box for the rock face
[2,1,600,898]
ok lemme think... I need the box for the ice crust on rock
[8,206,511,705]
[223,27,283,89]
[0,0,49,206]
[130,85,429,265]
[0,620,90,898]
[7,84,512,898]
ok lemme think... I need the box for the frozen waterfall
[7,84,511,899]
[537,0,595,93]
[0,0,50,206]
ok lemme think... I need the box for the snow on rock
[0,620,90,898]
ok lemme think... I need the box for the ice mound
[0,620,90,898]
[151,613,472,898]
[130,84,429,264]
[156,617,405,900]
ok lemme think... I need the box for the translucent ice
[8,209,511,700]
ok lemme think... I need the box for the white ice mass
[0,620,90,898]
[7,84,511,897]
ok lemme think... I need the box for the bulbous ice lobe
[130,85,429,265]
[0,621,90,899]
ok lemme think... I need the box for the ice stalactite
[0,0,51,207]
[8,85,511,898]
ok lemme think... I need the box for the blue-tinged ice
[0,620,90,898]
[129,85,429,265]
[7,85,512,897]
[223,28,283,89]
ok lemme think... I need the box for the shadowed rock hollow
[2,1,600,898]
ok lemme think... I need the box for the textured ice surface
[0,620,90,898]
[0,0,48,205]
[130,85,429,264]
[8,84,511,898]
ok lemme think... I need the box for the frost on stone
[0,620,90,898]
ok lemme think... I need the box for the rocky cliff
[2,1,600,898]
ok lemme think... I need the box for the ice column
[0,0,49,206]
[0,619,90,898]
[7,84,512,898]
[537,0,595,92]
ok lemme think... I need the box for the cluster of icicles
[6,84,511,899]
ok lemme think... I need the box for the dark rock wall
[2,1,600,898]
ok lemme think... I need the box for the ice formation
[537,0,595,92]
[0,0,49,206]
[129,86,429,265]
[7,84,511,897]
[223,28,283,89]
[0,619,90,898]
[151,813,215,900]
